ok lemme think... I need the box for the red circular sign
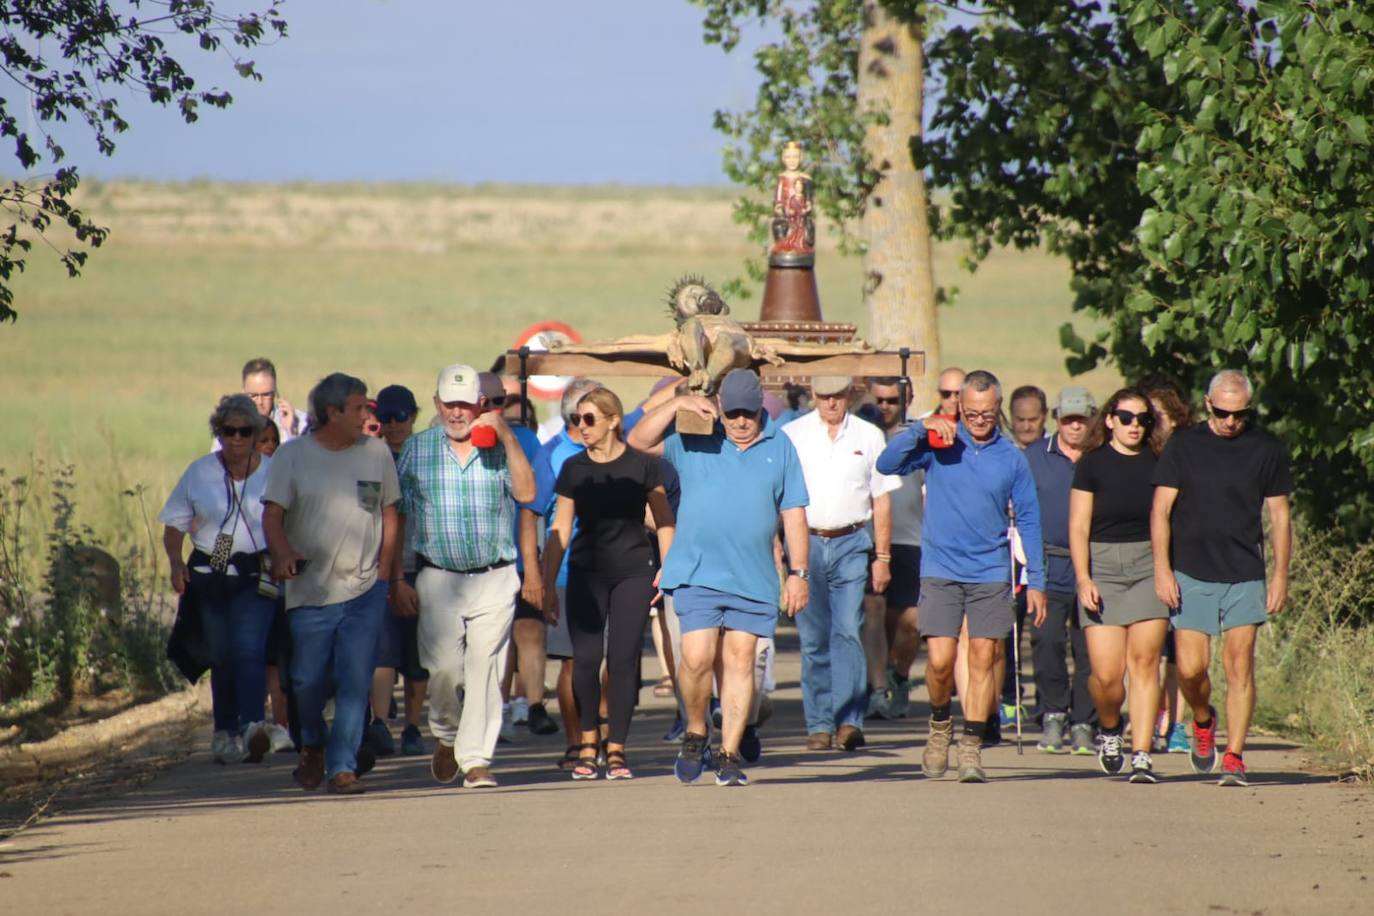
[512,321,583,401]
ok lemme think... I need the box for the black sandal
[605,748,633,780]
[557,744,586,771]
[571,744,601,781]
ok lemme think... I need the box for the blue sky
[45,1,771,185]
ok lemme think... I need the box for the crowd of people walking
[159,354,1291,793]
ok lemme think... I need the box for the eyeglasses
[219,425,256,439]
[377,410,412,423]
[1111,408,1154,428]
[245,391,275,401]
[568,412,602,427]
[1210,405,1253,421]
[961,409,1000,423]
[939,389,959,399]
[723,408,757,420]
[874,396,902,406]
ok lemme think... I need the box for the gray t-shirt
[262,434,400,610]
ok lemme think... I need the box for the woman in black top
[543,387,675,780]
[1069,387,1169,783]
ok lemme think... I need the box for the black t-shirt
[1153,422,1293,583]
[1072,445,1156,543]
[555,446,662,577]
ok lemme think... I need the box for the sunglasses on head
[219,425,256,439]
[567,412,601,427]
[1111,408,1154,428]
[875,396,902,406]
[1210,405,1253,420]
[377,409,412,423]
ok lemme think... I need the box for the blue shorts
[670,585,779,639]
[1173,571,1268,636]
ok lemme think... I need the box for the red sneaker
[1218,751,1248,787]
[1190,706,1219,774]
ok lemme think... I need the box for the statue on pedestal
[769,140,815,268]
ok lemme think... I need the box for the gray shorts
[1173,572,1267,636]
[1079,541,1169,628]
[919,578,1013,639]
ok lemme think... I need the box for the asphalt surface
[2,629,1370,915]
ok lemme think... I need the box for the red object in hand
[927,413,958,449]
[471,425,498,449]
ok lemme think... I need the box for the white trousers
[416,564,517,770]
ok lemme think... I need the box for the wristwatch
[788,568,810,581]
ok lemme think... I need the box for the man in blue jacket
[877,369,1046,782]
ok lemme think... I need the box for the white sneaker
[510,696,530,726]
[211,730,244,764]
[266,722,294,753]
[499,703,516,743]
[242,721,272,763]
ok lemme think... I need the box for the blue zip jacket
[1022,434,1076,593]
[876,419,1045,591]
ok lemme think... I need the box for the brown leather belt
[808,522,865,539]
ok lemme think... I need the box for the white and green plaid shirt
[397,426,516,571]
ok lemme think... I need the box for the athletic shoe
[865,689,889,720]
[1097,730,1125,775]
[1218,751,1248,787]
[999,703,1018,729]
[510,696,530,726]
[1167,722,1191,754]
[715,751,749,787]
[1152,731,1168,753]
[1129,751,1158,783]
[1038,712,1069,753]
[739,724,762,763]
[400,723,426,756]
[923,717,953,778]
[527,703,559,736]
[661,712,686,743]
[1070,723,1097,755]
[1191,707,1220,774]
[956,733,987,783]
[266,722,294,753]
[210,730,241,765]
[710,698,722,730]
[242,722,271,764]
[886,669,912,719]
[367,717,396,757]
[675,732,709,784]
[463,767,499,789]
[498,704,515,743]
[356,745,377,777]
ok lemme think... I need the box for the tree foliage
[922,0,1374,535]
[0,0,287,323]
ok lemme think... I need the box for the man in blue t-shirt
[630,369,810,787]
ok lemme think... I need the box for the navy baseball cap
[375,385,419,422]
[718,368,764,414]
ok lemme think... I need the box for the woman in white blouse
[160,394,277,765]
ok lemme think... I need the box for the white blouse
[159,453,273,558]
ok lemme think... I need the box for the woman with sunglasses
[541,387,675,780]
[160,394,278,765]
[1068,387,1169,782]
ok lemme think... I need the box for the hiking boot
[366,717,396,757]
[1218,751,1248,787]
[400,723,426,756]
[675,731,709,784]
[1129,751,1158,784]
[527,703,559,736]
[923,717,953,779]
[1191,707,1220,774]
[431,741,460,784]
[715,751,749,787]
[1070,723,1097,755]
[739,725,762,763]
[837,725,866,752]
[1098,730,1125,775]
[1038,712,1069,753]
[886,667,912,719]
[293,746,325,791]
[956,733,987,783]
[1167,722,1191,754]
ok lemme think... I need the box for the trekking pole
[1010,503,1024,755]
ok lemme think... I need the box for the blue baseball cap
[718,368,764,414]
[375,384,419,422]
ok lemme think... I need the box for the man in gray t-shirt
[263,372,400,796]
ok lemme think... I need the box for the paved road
[2,630,1370,915]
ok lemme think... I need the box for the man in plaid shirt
[392,363,535,789]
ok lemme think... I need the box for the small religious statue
[769,140,815,267]
[663,275,781,395]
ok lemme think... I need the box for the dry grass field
[0,181,1119,562]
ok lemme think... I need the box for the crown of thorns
[665,273,716,319]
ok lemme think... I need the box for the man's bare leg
[887,605,920,676]
[925,636,957,707]
[679,628,721,737]
[371,666,396,722]
[513,619,547,707]
[1220,625,1258,755]
[965,637,999,725]
[403,676,426,727]
[953,621,971,709]
[1173,630,1214,718]
[862,594,888,697]
[718,629,759,755]
[556,658,579,740]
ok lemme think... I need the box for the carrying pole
[1010,502,1024,755]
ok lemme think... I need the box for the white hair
[1207,369,1253,400]
[560,377,603,420]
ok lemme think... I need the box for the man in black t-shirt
[1151,370,1292,788]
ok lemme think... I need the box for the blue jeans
[289,581,387,778]
[796,529,872,733]
[194,571,277,734]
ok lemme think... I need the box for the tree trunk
[858,3,940,411]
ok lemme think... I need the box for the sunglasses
[1210,405,1253,420]
[939,389,959,399]
[220,425,256,439]
[875,396,902,406]
[1112,408,1154,427]
[377,410,412,423]
[567,412,602,427]
[723,408,757,420]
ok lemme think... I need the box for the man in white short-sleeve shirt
[784,375,900,752]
